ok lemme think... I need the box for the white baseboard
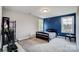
[17,34,35,41]
[17,35,32,41]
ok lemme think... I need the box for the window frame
[61,16,74,33]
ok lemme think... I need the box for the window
[38,19,43,31]
[61,16,74,33]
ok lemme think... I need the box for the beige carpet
[18,37,79,52]
[18,37,48,51]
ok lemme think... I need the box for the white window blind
[38,19,43,31]
[61,16,74,33]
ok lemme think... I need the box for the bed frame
[36,32,49,42]
[36,29,57,42]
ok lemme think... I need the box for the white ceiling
[3,6,78,18]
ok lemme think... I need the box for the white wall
[0,6,2,48]
[2,9,40,40]
[0,6,2,30]
[76,7,79,48]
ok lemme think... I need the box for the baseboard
[17,35,35,41]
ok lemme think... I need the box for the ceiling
[3,6,78,18]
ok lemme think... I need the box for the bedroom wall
[76,7,79,48]
[43,13,76,36]
[2,8,40,40]
[0,6,2,31]
[0,6,2,49]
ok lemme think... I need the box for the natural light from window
[61,16,74,33]
[38,19,43,31]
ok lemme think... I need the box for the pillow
[46,29,56,32]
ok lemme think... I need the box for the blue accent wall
[43,13,76,36]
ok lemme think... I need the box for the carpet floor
[18,37,79,52]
